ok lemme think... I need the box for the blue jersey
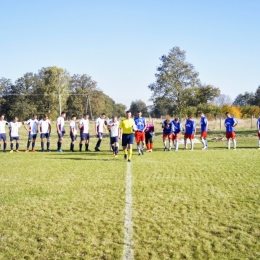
[200,116,208,132]
[224,117,238,132]
[171,120,183,134]
[134,117,146,131]
[185,119,196,134]
[162,120,173,134]
[257,118,260,130]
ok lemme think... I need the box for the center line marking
[122,162,134,260]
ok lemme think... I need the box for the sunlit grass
[0,129,259,259]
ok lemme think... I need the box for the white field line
[122,162,134,260]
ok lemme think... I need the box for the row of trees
[0,67,127,120]
[147,46,260,119]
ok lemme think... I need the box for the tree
[67,74,98,118]
[233,92,255,106]
[113,103,127,117]
[188,84,220,106]
[254,85,260,107]
[148,46,201,117]
[0,78,13,117]
[221,105,241,118]
[129,100,148,117]
[35,66,70,119]
[214,94,233,106]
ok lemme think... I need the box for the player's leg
[163,134,167,151]
[145,134,150,151]
[41,134,45,151]
[141,133,145,154]
[168,135,172,151]
[127,134,134,161]
[15,138,19,152]
[32,135,36,152]
[122,134,128,160]
[95,133,102,151]
[184,134,188,149]
[10,137,14,152]
[232,132,236,149]
[226,132,230,149]
[26,135,31,152]
[258,133,260,148]
[190,135,194,150]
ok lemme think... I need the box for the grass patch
[0,129,259,259]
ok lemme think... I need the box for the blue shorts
[80,133,89,141]
[10,136,19,141]
[97,132,103,138]
[57,131,65,138]
[0,133,6,141]
[28,134,37,140]
[122,134,134,146]
[70,133,77,141]
[110,136,119,144]
[40,133,50,139]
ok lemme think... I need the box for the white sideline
[122,163,134,260]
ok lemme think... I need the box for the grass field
[0,123,260,259]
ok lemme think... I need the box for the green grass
[0,129,260,259]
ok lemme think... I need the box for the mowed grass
[0,127,260,259]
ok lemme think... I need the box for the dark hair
[101,113,105,116]
[61,111,66,115]
[225,112,230,115]
[71,115,76,118]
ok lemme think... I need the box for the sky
[0,0,259,108]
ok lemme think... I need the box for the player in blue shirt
[162,117,174,151]
[199,111,208,150]
[184,115,196,150]
[257,117,260,149]
[171,118,183,151]
[134,111,146,155]
[224,112,238,149]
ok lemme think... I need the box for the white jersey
[9,122,22,137]
[108,120,119,137]
[95,117,105,133]
[69,120,77,135]
[57,116,65,132]
[0,120,8,134]
[39,119,51,134]
[25,118,38,135]
[79,118,89,134]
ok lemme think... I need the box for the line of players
[1,110,259,154]
[0,110,154,155]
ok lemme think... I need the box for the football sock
[10,143,13,150]
[163,141,166,148]
[233,139,236,149]
[41,142,44,150]
[191,140,194,150]
[4,143,6,150]
[169,141,172,149]
[96,140,101,148]
[184,140,187,148]
[147,143,150,150]
[175,141,179,150]
[128,149,132,159]
[58,141,61,150]
[150,143,153,150]
[71,143,74,151]
[27,140,31,149]
[47,141,50,150]
[202,139,205,147]
[85,143,89,151]
[16,143,19,150]
[32,142,35,150]
[79,144,83,151]
[205,140,208,147]
[227,139,230,149]
[115,146,118,154]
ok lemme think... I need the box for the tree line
[0,66,127,120]
[147,46,260,119]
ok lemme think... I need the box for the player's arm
[142,120,147,132]
[38,122,41,134]
[49,122,51,134]
[24,122,29,132]
[56,121,60,133]
[233,119,238,127]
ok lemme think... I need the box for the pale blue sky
[0,0,259,108]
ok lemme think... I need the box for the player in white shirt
[107,116,120,157]
[24,114,38,152]
[0,114,8,152]
[94,113,106,152]
[56,111,66,152]
[8,116,22,153]
[78,113,91,152]
[38,114,51,152]
[69,115,77,152]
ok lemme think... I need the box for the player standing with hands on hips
[134,111,146,155]
[224,112,238,150]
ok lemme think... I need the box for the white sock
[227,139,230,149]
[233,139,236,149]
